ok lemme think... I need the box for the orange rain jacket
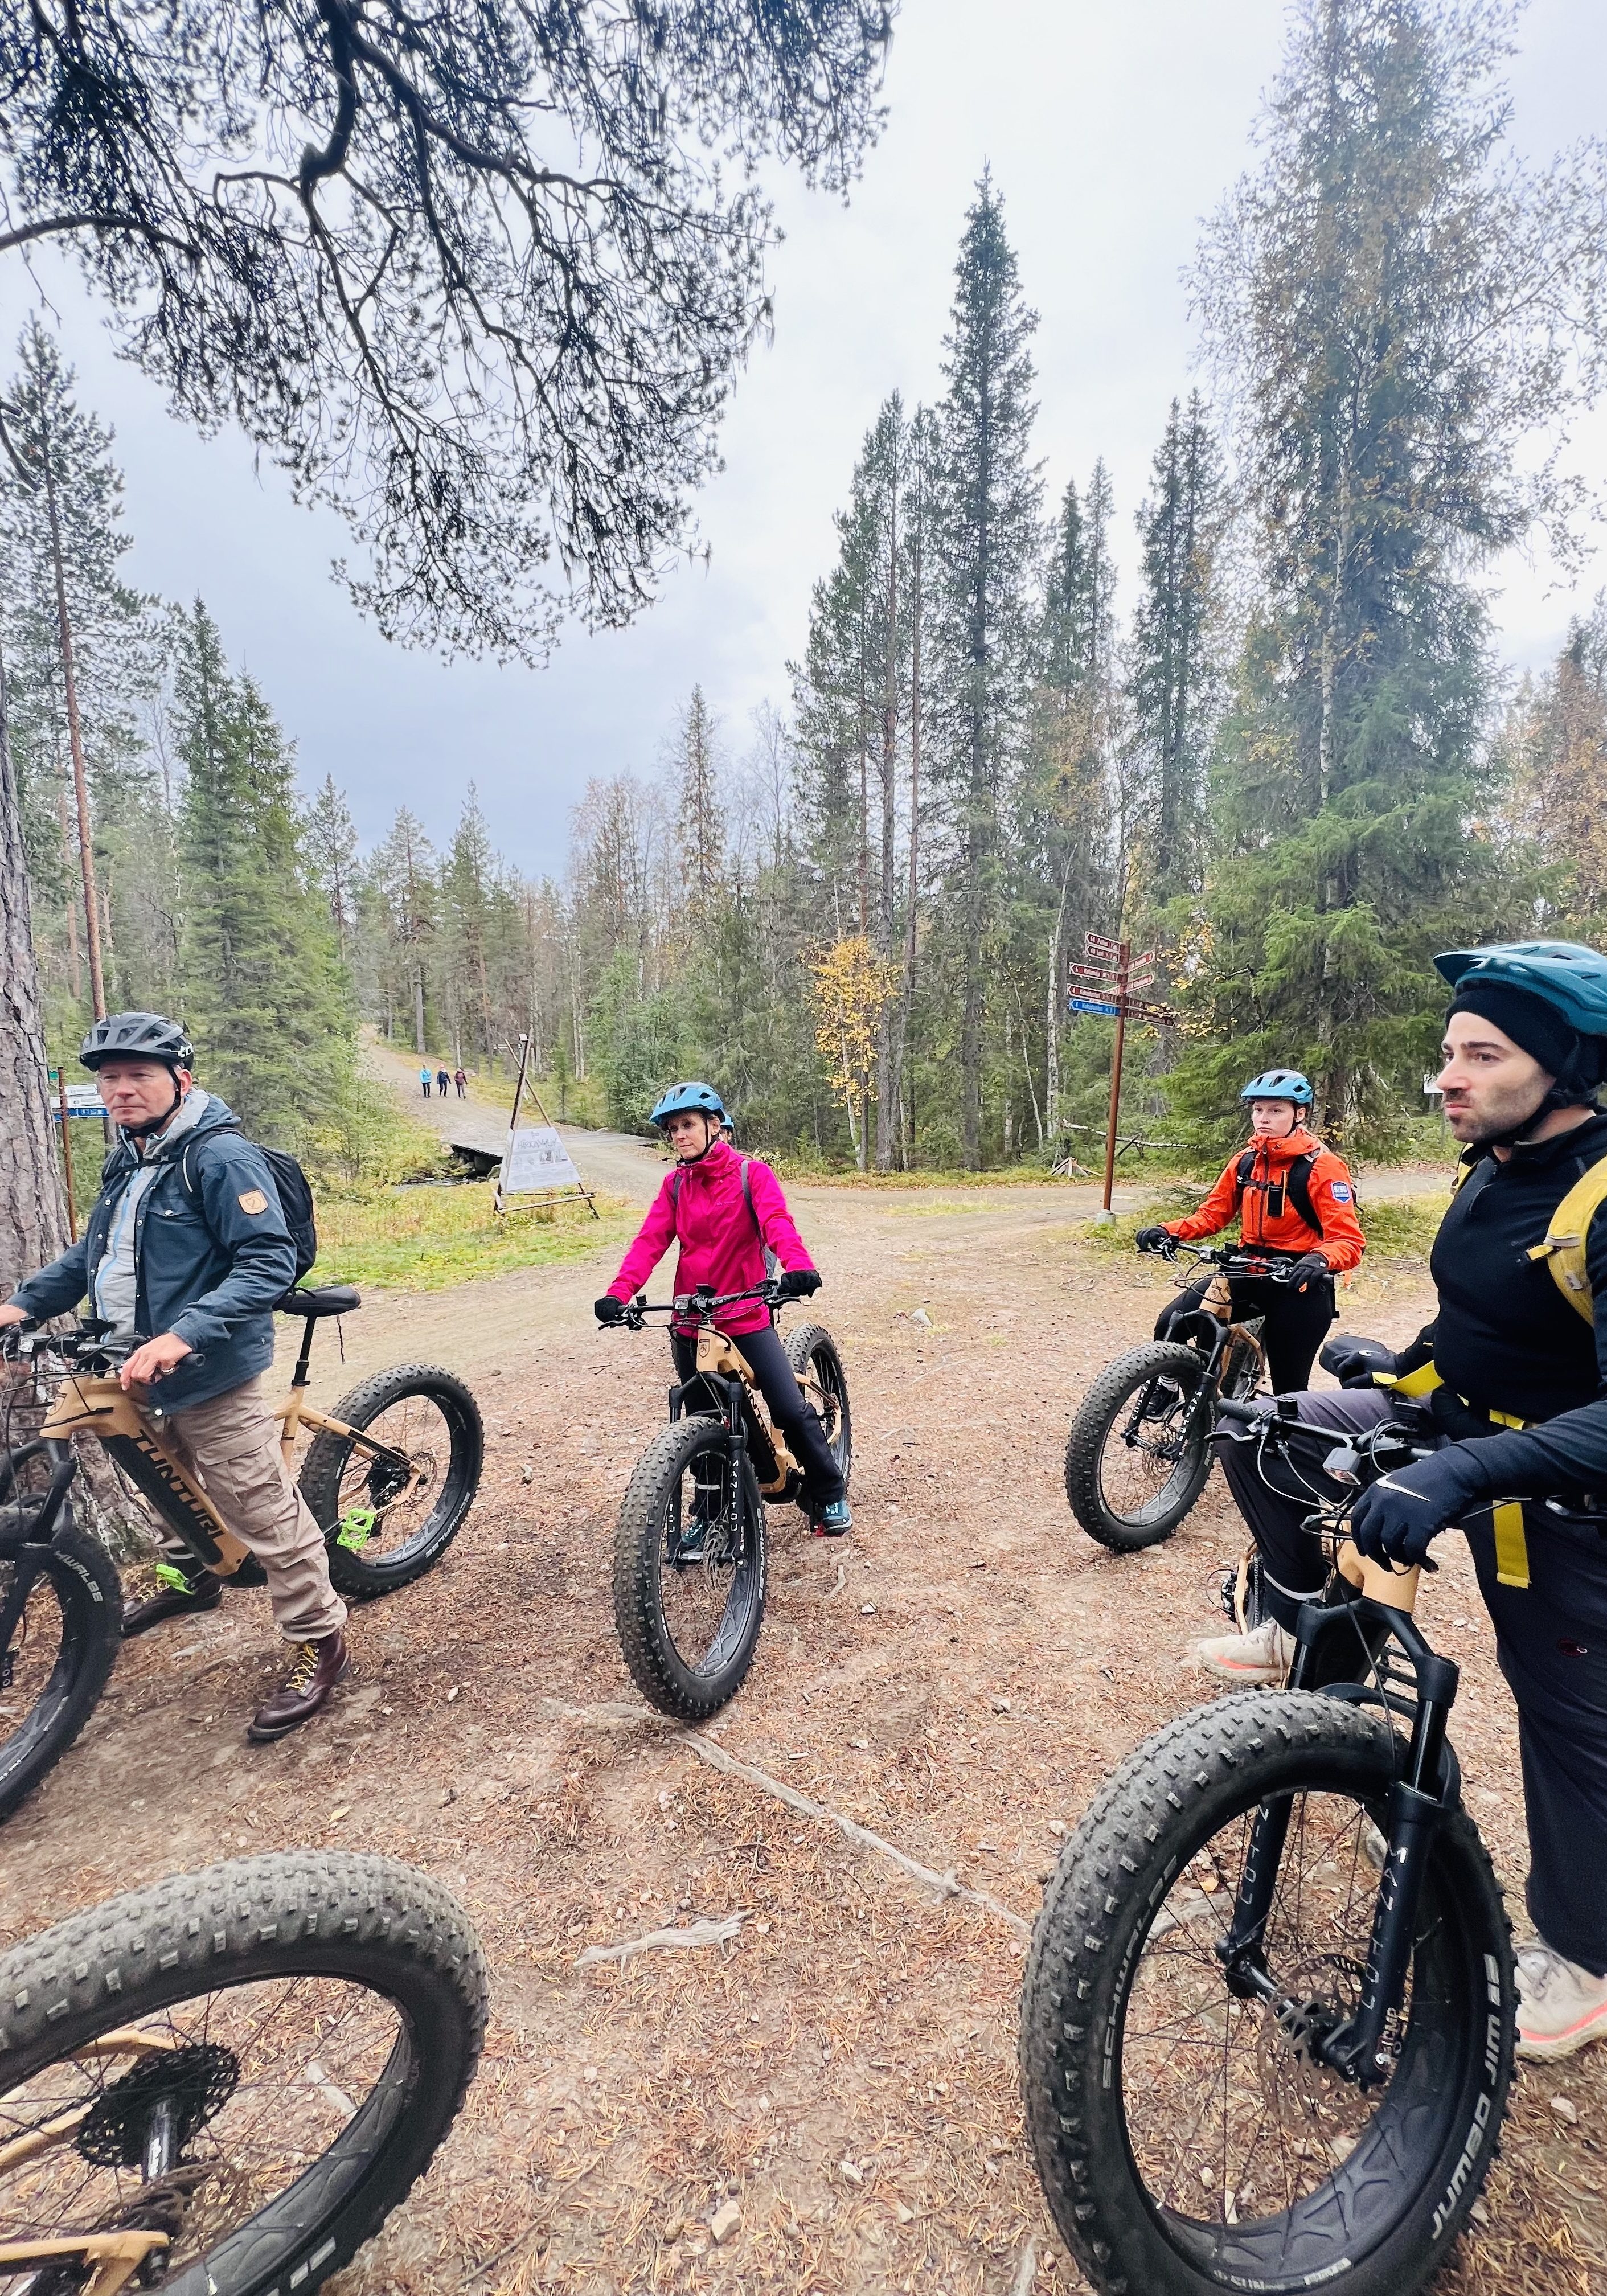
[1163,1125,1366,1272]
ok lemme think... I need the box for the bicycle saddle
[280,1284,361,1318]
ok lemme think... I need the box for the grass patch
[310,1180,631,1292]
[1072,1191,1447,1265]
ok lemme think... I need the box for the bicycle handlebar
[1,1320,136,1371]
[605,1280,784,1333]
[1140,1238,1314,1285]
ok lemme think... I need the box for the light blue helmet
[1434,941,1607,1035]
[1241,1068,1314,1107]
[649,1080,727,1129]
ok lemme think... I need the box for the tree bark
[42,421,107,1019]
[1,649,71,1298]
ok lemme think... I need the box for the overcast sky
[5,0,1607,879]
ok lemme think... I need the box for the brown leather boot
[247,1630,351,1742]
[121,1568,223,1638]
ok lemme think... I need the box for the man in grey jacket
[1,1014,350,1741]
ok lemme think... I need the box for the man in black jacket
[1,1014,350,1741]
[1206,942,1607,2061]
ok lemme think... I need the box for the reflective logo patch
[238,1189,269,1215]
[1331,1183,1353,1202]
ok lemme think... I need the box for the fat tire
[0,1850,487,2296]
[613,1414,766,1721]
[0,1512,121,1822]
[1020,1690,1514,2296]
[1064,1340,1212,1550]
[783,1322,853,1487]
[300,1365,483,1598]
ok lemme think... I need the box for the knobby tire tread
[300,1363,483,1598]
[1064,1340,1212,1550]
[0,1518,121,1822]
[0,1850,489,2296]
[783,1322,853,1486]
[1020,1689,1514,2296]
[612,1415,765,1721]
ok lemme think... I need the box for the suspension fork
[0,1444,80,1653]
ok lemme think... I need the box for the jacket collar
[1247,1124,1318,1166]
[674,1137,736,1183]
[1497,1108,1607,1172]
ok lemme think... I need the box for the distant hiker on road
[420,1066,432,1097]
[454,1067,468,1099]
[437,1067,450,1097]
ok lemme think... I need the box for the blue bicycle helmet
[1240,1069,1314,1106]
[1433,941,1607,1036]
[649,1080,728,1128]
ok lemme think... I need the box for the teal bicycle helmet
[649,1081,727,1128]
[1240,1069,1314,1106]
[1434,941,1607,1035]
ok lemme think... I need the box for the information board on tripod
[495,1034,600,1220]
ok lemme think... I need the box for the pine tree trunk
[874,474,899,1171]
[1,652,72,1297]
[43,429,108,1020]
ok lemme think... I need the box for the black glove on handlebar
[1285,1250,1331,1289]
[594,1295,626,1325]
[776,1268,822,1300]
[1134,1226,1176,1257]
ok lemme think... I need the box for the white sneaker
[1516,1941,1607,2060]
[1195,1617,1296,1686]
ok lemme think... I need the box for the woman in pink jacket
[595,1082,851,1534]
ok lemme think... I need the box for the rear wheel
[1020,1691,1514,2296]
[613,1413,766,1720]
[0,1511,120,1822]
[783,1322,852,1487]
[0,1850,487,2295]
[300,1366,483,1598]
[1064,1340,1213,1549]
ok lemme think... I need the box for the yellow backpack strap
[1524,1150,1607,1325]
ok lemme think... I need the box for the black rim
[328,1390,472,1569]
[1,1970,418,2291]
[1113,1783,1473,2284]
[801,1345,849,1473]
[1094,1365,1207,1528]
[0,1556,79,1787]
[655,1436,761,1681]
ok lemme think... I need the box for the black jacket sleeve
[1456,1209,1607,1498]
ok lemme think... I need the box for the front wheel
[613,1413,766,1720]
[0,1850,487,2295]
[1020,1690,1514,2296]
[0,1511,121,1822]
[1064,1339,1213,1549]
[300,1364,483,1598]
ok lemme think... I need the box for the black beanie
[1448,981,1604,1097]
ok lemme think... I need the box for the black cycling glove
[1326,1341,1394,1388]
[776,1268,822,1299]
[1350,1446,1489,1569]
[1285,1250,1331,1289]
[1134,1226,1176,1257]
[594,1295,626,1325]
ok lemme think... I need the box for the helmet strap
[117,1072,185,1142]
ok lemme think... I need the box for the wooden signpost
[1067,936,1176,1221]
[495,1034,600,1221]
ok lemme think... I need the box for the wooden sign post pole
[495,1034,533,1218]
[1096,940,1130,1225]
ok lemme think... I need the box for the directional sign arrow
[1084,934,1121,955]
[1067,996,1121,1018]
[1067,962,1120,983]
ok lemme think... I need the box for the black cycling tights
[670,1323,846,1506]
[1155,1270,1336,1398]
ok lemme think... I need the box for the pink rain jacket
[608,1140,814,1334]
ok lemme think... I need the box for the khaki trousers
[161,1376,347,1642]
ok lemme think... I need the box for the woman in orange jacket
[1134,1069,1366,1393]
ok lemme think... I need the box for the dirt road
[4,1182,1599,2296]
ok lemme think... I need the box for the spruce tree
[671,688,727,922]
[932,175,1042,1166]
[304,775,359,960]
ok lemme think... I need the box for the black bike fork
[0,1443,80,1665]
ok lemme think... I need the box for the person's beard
[1445,1076,1549,1145]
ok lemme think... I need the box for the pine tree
[304,775,359,959]
[1186,0,1607,1143]
[1127,393,1225,913]
[932,175,1042,1167]
[1502,598,1607,942]
[671,688,727,921]
[174,605,351,1142]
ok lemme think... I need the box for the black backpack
[181,1126,318,1286]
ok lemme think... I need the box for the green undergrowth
[309,1180,630,1292]
[1076,1192,1448,1265]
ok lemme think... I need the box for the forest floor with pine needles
[4,1178,1599,2296]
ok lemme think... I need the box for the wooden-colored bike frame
[35,1313,416,1580]
[691,1329,802,1496]
[0,2030,184,2292]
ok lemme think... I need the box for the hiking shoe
[122,1568,223,1638]
[813,1498,853,1537]
[1195,1616,1295,1685]
[1516,1941,1607,2060]
[247,1630,351,1742]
